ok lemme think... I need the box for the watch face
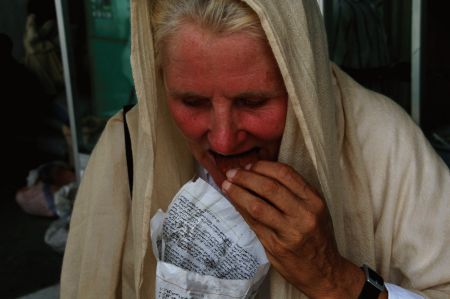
[364,265,385,291]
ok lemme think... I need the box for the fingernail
[222,180,231,192]
[226,168,238,179]
[244,163,252,170]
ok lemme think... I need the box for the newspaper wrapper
[150,178,270,298]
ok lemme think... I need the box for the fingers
[252,161,313,196]
[224,168,301,215]
[220,160,330,240]
[222,179,306,256]
[248,161,322,210]
[222,179,287,231]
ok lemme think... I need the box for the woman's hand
[221,161,368,299]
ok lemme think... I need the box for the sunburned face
[163,23,288,186]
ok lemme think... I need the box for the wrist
[330,260,367,299]
[305,259,366,299]
[295,259,389,299]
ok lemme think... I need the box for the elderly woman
[61,0,450,298]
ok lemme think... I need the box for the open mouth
[209,147,261,173]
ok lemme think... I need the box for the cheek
[245,104,287,141]
[167,100,207,140]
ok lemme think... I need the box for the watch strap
[358,264,385,299]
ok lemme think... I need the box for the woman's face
[163,23,288,186]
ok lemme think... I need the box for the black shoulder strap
[123,105,134,198]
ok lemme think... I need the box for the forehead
[162,23,285,94]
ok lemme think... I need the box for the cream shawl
[61,0,450,298]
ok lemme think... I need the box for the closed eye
[181,96,210,108]
[234,97,269,108]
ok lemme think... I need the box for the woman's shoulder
[90,105,139,156]
[337,68,449,215]
[77,107,137,204]
[334,67,422,159]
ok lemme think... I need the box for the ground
[0,182,63,298]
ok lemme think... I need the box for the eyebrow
[168,91,208,99]
[168,90,282,100]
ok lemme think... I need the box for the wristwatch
[358,264,385,299]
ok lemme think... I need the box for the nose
[208,103,245,154]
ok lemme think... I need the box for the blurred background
[0,0,448,298]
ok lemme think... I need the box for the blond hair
[151,0,264,64]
